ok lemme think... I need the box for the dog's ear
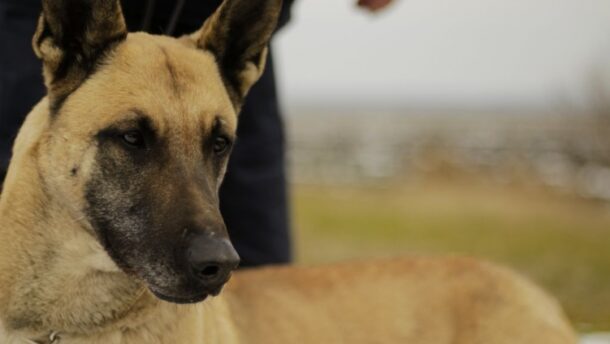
[33,0,127,113]
[193,0,283,112]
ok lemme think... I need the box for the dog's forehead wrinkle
[159,45,182,95]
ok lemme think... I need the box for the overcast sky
[274,0,610,109]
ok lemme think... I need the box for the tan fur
[0,1,577,343]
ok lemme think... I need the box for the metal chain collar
[26,331,61,344]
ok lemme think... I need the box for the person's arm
[357,0,394,12]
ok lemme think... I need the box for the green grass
[292,180,610,332]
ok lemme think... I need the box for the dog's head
[31,0,282,304]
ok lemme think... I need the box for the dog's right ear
[192,0,283,112]
[33,0,127,113]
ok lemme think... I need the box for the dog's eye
[122,131,145,148]
[213,136,231,155]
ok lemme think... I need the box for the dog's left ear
[33,0,127,112]
[192,0,283,112]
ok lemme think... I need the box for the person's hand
[357,0,394,12]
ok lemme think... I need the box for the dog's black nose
[186,235,240,291]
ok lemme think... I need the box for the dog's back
[224,256,576,344]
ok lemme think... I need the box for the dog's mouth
[148,284,225,304]
[149,288,210,304]
[148,287,210,304]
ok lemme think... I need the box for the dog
[0,0,577,343]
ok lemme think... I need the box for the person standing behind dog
[0,0,394,267]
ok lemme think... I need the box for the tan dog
[0,0,577,343]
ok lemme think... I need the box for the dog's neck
[0,101,182,342]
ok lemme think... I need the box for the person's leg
[219,52,292,267]
[0,1,45,183]
[120,0,220,34]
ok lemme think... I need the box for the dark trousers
[0,0,292,267]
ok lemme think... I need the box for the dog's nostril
[200,264,220,277]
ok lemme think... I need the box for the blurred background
[273,0,610,337]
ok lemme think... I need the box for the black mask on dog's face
[85,114,239,303]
